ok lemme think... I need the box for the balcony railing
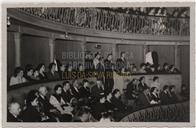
[17,8,189,36]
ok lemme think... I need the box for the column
[49,38,55,63]
[14,32,21,67]
[81,40,86,66]
[112,43,117,61]
[174,44,180,69]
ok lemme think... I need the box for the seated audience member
[36,63,47,80]
[132,65,138,73]
[24,64,38,81]
[105,93,115,111]
[156,64,162,73]
[79,79,91,99]
[180,84,189,100]
[21,90,42,122]
[160,85,171,105]
[150,76,161,90]
[162,63,170,73]
[128,63,135,73]
[168,85,178,103]
[47,63,60,80]
[91,79,105,100]
[136,88,151,108]
[71,79,81,99]
[99,111,113,122]
[38,86,58,121]
[111,89,127,112]
[126,79,138,100]
[73,106,91,122]
[150,87,160,104]
[150,65,155,73]
[138,63,146,73]
[145,63,152,73]
[169,65,180,73]
[7,102,22,122]
[33,70,40,80]
[138,76,149,92]
[62,81,74,103]
[49,85,73,122]
[92,94,107,120]
[10,67,27,86]
[58,64,66,80]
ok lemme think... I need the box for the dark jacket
[160,91,171,104]
[116,58,127,72]
[136,92,151,108]
[21,105,41,122]
[91,85,105,99]
[7,112,22,122]
[110,96,127,112]
[79,86,91,98]
[38,95,55,115]
[46,71,60,80]
[138,82,148,92]
[62,90,74,103]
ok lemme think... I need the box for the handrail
[120,101,189,122]
[7,73,181,91]
[15,8,189,36]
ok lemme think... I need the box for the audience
[7,51,187,122]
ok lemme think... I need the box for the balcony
[15,8,189,36]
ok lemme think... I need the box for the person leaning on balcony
[46,63,60,80]
[9,67,27,86]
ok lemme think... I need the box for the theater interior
[6,7,190,122]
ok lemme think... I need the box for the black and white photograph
[2,2,195,127]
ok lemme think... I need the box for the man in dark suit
[38,86,58,122]
[7,102,22,122]
[91,79,105,100]
[160,85,171,105]
[136,88,151,108]
[71,79,81,99]
[110,89,127,112]
[116,52,127,73]
[104,54,114,95]
[79,79,91,98]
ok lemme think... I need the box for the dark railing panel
[120,101,189,122]
[16,8,189,36]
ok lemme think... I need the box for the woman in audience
[71,79,81,99]
[62,81,74,103]
[10,67,27,86]
[150,87,160,104]
[160,85,171,105]
[162,63,170,73]
[47,63,60,80]
[58,64,66,80]
[138,63,146,73]
[21,90,42,122]
[138,76,149,92]
[49,84,73,122]
[24,64,38,81]
[36,63,47,80]
[169,65,180,73]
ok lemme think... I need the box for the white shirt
[9,76,26,86]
